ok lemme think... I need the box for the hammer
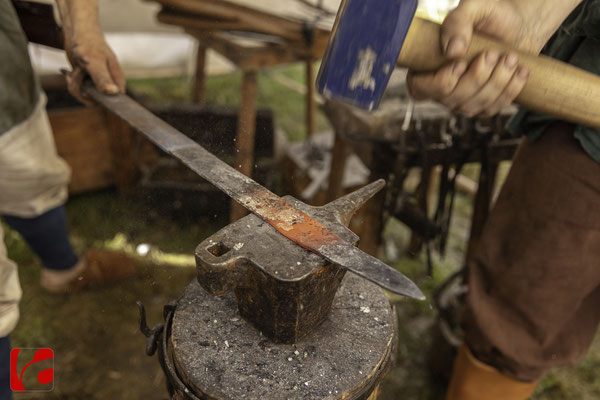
[317,0,600,130]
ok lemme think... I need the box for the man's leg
[3,206,78,272]
[2,205,86,293]
[0,94,133,292]
[447,122,600,399]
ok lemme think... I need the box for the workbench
[148,0,340,220]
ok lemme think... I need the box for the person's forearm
[54,0,125,99]
[511,0,582,47]
[55,0,102,49]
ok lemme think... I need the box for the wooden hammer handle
[397,17,600,130]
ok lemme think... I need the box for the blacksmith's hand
[57,0,126,105]
[406,0,582,117]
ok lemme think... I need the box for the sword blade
[85,86,424,300]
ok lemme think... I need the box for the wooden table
[148,0,340,221]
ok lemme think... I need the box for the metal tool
[84,85,424,300]
[317,0,600,130]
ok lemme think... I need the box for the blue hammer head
[316,0,419,110]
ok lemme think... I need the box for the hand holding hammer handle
[398,17,600,130]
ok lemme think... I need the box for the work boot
[40,249,135,293]
[446,345,538,400]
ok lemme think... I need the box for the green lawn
[128,64,330,142]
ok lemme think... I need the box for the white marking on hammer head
[349,47,377,92]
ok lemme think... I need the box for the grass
[128,64,330,142]
[8,64,600,398]
[7,192,201,399]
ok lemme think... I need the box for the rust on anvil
[83,86,423,300]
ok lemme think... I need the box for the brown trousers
[464,122,600,382]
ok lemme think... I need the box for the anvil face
[316,0,418,110]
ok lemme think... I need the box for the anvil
[195,180,385,343]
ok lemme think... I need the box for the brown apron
[464,122,600,382]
